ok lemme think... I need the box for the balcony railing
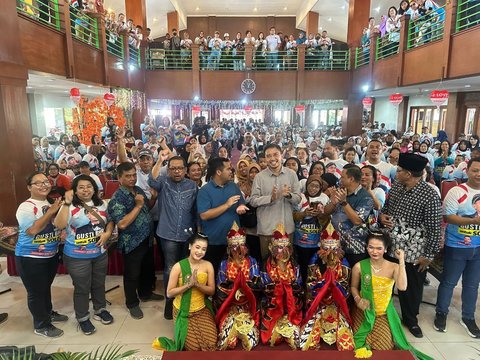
[129,45,141,68]
[252,50,296,71]
[456,0,480,32]
[407,4,446,49]
[305,50,350,70]
[16,0,63,31]
[355,46,370,68]
[106,30,124,59]
[71,10,99,49]
[375,29,400,60]
[146,49,192,70]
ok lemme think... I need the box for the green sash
[156,258,193,351]
[354,259,434,360]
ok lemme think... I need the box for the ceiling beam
[296,0,319,29]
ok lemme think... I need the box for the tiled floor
[0,258,478,360]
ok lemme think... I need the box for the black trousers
[397,261,427,327]
[16,254,59,329]
[204,244,227,276]
[294,245,319,284]
[122,237,155,308]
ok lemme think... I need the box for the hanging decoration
[362,97,373,111]
[430,90,449,106]
[295,105,306,113]
[113,88,146,113]
[70,88,81,104]
[104,93,115,107]
[244,105,253,111]
[68,96,127,144]
[192,105,201,112]
[389,93,403,106]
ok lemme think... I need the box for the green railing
[407,5,446,49]
[305,49,351,70]
[129,45,141,68]
[204,48,247,71]
[71,11,99,49]
[106,30,124,59]
[456,0,480,32]
[375,30,400,60]
[16,0,63,30]
[355,46,370,68]
[145,49,192,70]
[252,50,296,71]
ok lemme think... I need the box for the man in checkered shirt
[379,153,442,339]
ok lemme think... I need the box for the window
[192,110,209,120]
[274,110,291,124]
[465,108,477,135]
[409,106,447,134]
[44,107,66,136]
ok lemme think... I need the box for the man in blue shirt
[197,157,248,274]
[107,162,163,320]
[149,155,197,320]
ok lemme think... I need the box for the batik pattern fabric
[300,253,354,351]
[260,258,303,349]
[215,256,262,351]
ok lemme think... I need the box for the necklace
[371,264,383,274]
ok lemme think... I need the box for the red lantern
[295,105,305,113]
[70,88,80,104]
[244,105,253,111]
[362,97,373,110]
[104,93,115,107]
[192,105,201,112]
[389,93,403,106]
[430,90,449,106]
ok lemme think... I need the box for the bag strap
[82,202,106,228]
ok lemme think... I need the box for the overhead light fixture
[284,7,287,11]
[328,17,332,22]
[465,84,471,88]
[242,99,247,104]
[253,7,257,12]
[341,5,345,10]
[47,79,55,82]
[362,84,369,92]
[87,85,93,88]
[375,6,381,13]
[319,27,323,30]
[129,64,135,71]
[193,95,199,101]
[195,7,199,11]
[153,18,158,22]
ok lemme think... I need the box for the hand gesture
[415,256,431,272]
[282,184,291,197]
[236,204,249,215]
[306,207,320,217]
[64,190,74,204]
[271,185,279,201]
[191,269,199,287]
[226,195,240,208]
[116,127,125,140]
[357,298,370,311]
[134,193,145,208]
[158,135,166,147]
[96,232,110,247]
[48,198,63,214]
[335,188,347,203]
[379,213,394,229]
[394,249,405,262]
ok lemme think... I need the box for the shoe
[407,325,424,338]
[140,293,165,302]
[34,325,64,338]
[434,312,447,332]
[93,310,114,325]
[0,313,7,325]
[78,319,96,335]
[51,311,68,323]
[164,300,173,320]
[460,318,480,338]
[129,306,144,320]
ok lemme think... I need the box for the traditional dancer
[260,224,303,349]
[300,223,354,351]
[153,233,217,351]
[351,231,433,359]
[215,222,261,351]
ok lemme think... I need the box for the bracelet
[63,202,71,206]
[354,295,360,302]
[340,201,348,206]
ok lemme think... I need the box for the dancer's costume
[260,224,303,349]
[215,222,261,351]
[300,223,355,351]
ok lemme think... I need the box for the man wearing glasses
[149,153,198,320]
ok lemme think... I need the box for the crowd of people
[147,27,334,71]
[16,114,480,357]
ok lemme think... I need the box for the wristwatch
[340,201,348,206]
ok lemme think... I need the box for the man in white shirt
[265,27,281,70]
[320,139,347,178]
[318,30,332,69]
[360,140,395,192]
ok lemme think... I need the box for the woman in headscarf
[100,142,117,173]
[235,159,250,193]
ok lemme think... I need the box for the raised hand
[64,190,74,204]
[134,193,145,208]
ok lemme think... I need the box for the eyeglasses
[169,166,185,172]
[31,181,50,187]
